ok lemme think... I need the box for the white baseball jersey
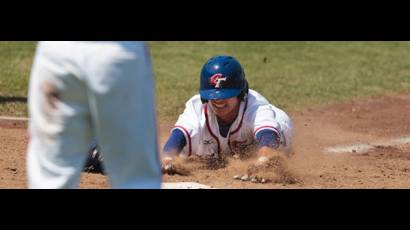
[173,89,293,157]
[27,41,162,188]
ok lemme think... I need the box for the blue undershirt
[163,129,187,154]
[255,129,280,149]
[162,127,280,154]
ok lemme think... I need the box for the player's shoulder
[246,89,287,115]
[184,94,204,114]
[185,94,202,106]
[247,89,271,106]
[243,89,272,120]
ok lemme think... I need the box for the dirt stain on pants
[41,81,60,112]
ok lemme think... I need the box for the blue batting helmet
[199,55,248,101]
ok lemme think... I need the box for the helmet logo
[210,73,227,88]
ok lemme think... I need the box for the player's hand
[161,155,190,176]
[237,147,288,184]
[161,156,176,174]
[254,147,282,167]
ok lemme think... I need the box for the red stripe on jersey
[229,99,248,135]
[228,99,248,153]
[254,125,279,135]
[205,105,221,155]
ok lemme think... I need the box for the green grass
[1,41,410,121]
[0,41,37,116]
[150,41,410,121]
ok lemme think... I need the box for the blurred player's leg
[27,42,93,188]
[85,42,162,188]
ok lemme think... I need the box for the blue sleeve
[256,129,280,149]
[163,129,187,154]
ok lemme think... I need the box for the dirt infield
[1,93,410,188]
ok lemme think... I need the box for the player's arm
[251,103,283,164]
[255,129,281,164]
[161,129,189,175]
[161,96,200,175]
[162,129,187,157]
[252,130,288,180]
[256,129,280,149]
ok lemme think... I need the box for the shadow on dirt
[0,96,27,104]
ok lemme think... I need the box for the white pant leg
[27,42,93,188]
[84,42,162,188]
[27,41,162,189]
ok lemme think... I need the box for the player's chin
[213,107,231,117]
[211,102,227,110]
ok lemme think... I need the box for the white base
[324,136,410,154]
[162,182,212,189]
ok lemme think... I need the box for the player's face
[209,97,240,121]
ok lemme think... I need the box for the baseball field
[1,41,410,188]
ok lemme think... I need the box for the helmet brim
[200,89,242,100]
